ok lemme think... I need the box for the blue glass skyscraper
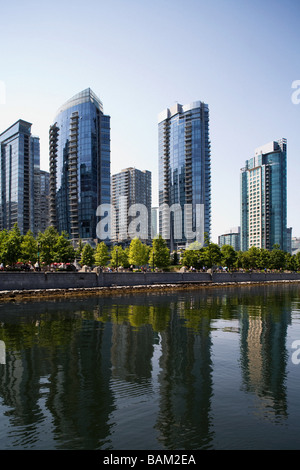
[0,119,40,235]
[49,88,110,242]
[240,139,287,251]
[158,102,211,249]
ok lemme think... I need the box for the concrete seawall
[1,270,300,292]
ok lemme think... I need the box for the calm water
[0,283,300,450]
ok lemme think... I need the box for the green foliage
[269,245,286,270]
[3,224,22,266]
[53,232,75,264]
[20,230,38,264]
[95,242,109,266]
[203,234,221,268]
[220,244,237,269]
[181,248,202,269]
[128,238,150,267]
[247,246,260,269]
[0,224,298,274]
[37,226,59,266]
[0,229,9,265]
[258,248,270,270]
[110,245,129,268]
[295,252,300,271]
[80,243,95,267]
[285,252,297,271]
[149,235,170,269]
[180,238,298,272]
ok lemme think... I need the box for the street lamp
[152,250,155,272]
[37,243,40,271]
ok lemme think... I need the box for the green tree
[285,252,297,272]
[258,248,271,270]
[4,224,22,266]
[240,251,251,269]
[110,245,129,268]
[128,238,149,267]
[220,245,237,270]
[269,245,286,270]
[295,252,300,271]
[53,232,75,264]
[181,249,201,269]
[203,233,221,268]
[149,235,170,269]
[95,242,109,266]
[80,243,95,267]
[235,250,244,269]
[0,230,9,265]
[37,226,59,266]
[20,230,38,264]
[247,246,260,269]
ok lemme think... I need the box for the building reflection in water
[0,286,296,449]
[155,300,214,449]
[239,296,291,422]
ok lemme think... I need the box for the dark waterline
[0,283,300,450]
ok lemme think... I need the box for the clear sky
[0,0,299,243]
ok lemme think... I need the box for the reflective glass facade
[111,167,152,243]
[240,139,287,251]
[218,227,241,251]
[49,89,110,241]
[158,102,211,248]
[0,120,40,235]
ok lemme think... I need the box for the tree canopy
[148,235,170,269]
[80,243,95,267]
[128,238,150,267]
[0,224,299,273]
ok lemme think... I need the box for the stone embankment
[0,271,300,302]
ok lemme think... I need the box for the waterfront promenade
[0,271,300,301]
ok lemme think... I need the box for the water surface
[0,283,300,450]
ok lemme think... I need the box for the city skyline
[0,0,299,243]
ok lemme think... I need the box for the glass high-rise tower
[49,88,110,242]
[0,119,41,235]
[240,139,287,251]
[111,167,152,244]
[158,102,211,249]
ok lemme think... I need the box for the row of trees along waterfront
[0,224,299,272]
[0,225,170,270]
[182,239,300,271]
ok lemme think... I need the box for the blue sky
[0,0,299,242]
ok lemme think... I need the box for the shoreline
[1,278,300,303]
